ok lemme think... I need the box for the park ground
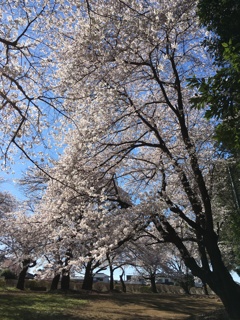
[0,289,228,320]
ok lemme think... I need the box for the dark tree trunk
[178,273,194,295]
[119,274,126,292]
[202,232,240,319]
[119,267,126,293]
[16,265,28,290]
[150,275,157,293]
[203,282,209,295]
[61,273,70,290]
[16,259,36,290]
[51,273,60,290]
[180,231,240,319]
[179,280,191,295]
[60,248,72,291]
[154,215,240,319]
[119,274,127,292]
[109,264,114,291]
[205,265,240,319]
[82,261,93,291]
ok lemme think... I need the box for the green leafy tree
[189,0,240,156]
[211,160,240,271]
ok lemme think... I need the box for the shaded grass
[0,290,87,320]
[0,289,223,320]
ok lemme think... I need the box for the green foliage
[25,280,49,291]
[188,70,240,155]
[215,119,240,155]
[0,291,87,320]
[193,0,240,268]
[190,0,240,156]
[0,269,17,280]
[197,0,240,60]
[0,277,6,288]
[211,161,240,269]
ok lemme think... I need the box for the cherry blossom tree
[0,188,18,264]
[127,238,167,293]
[51,1,240,317]
[35,145,143,291]
[158,244,196,295]
[0,0,83,167]
[3,0,240,317]
[106,246,132,291]
[126,236,197,294]
[0,188,17,218]
[0,208,49,290]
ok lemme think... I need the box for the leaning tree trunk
[206,236,240,320]
[181,231,240,319]
[82,261,93,291]
[16,259,36,290]
[119,268,126,293]
[206,266,240,319]
[154,218,240,318]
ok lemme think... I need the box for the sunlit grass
[0,291,87,320]
[0,290,223,320]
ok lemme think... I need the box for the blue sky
[1,162,28,200]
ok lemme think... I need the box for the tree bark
[82,261,93,291]
[50,273,60,290]
[203,232,240,319]
[60,248,72,291]
[202,282,209,295]
[150,275,157,293]
[16,259,36,290]
[155,219,240,318]
[120,274,126,293]
[109,264,114,291]
[61,273,70,290]
[184,231,240,319]
[16,265,28,290]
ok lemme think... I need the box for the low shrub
[93,282,109,292]
[0,269,17,279]
[139,286,153,293]
[25,280,49,291]
[114,284,123,292]
[0,277,6,288]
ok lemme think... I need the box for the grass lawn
[0,289,224,320]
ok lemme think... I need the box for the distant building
[71,272,110,283]
[26,272,35,279]
[126,275,146,285]
[156,277,174,285]
[93,273,110,283]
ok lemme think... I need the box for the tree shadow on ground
[0,290,223,320]
[85,292,222,315]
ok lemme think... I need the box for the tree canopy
[190,0,240,156]
[1,1,240,318]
